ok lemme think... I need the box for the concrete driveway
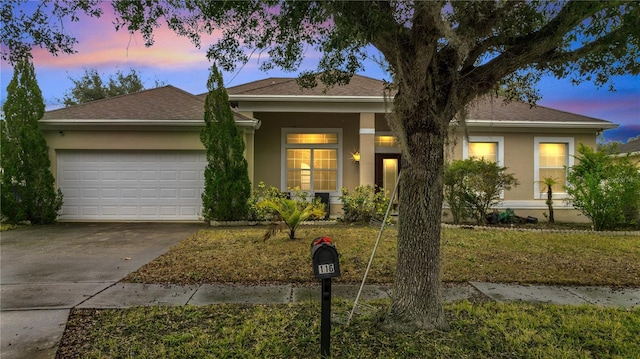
[0,222,204,359]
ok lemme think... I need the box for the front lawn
[58,301,640,358]
[124,226,640,286]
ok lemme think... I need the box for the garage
[57,150,206,221]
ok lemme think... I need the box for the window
[283,130,341,192]
[463,136,504,165]
[534,137,574,199]
[374,133,400,154]
[374,135,398,148]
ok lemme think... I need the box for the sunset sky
[1,4,638,143]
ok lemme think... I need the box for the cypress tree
[200,64,251,221]
[1,54,63,224]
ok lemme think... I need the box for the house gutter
[465,119,619,130]
[39,118,261,130]
[229,95,387,103]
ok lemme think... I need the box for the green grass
[0,223,20,231]
[57,301,640,358]
[124,226,640,286]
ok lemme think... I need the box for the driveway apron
[1,222,203,359]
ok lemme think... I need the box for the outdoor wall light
[352,151,360,163]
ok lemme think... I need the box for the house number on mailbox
[318,263,335,275]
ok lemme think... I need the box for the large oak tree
[3,0,638,331]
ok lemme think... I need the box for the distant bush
[339,185,390,224]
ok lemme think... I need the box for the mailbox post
[311,236,340,358]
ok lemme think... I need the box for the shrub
[258,187,326,240]
[1,54,63,224]
[247,181,289,221]
[566,143,640,230]
[200,64,251,221]
[339,185,390,223]
[444,158,519,225]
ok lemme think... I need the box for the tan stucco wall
[251,112,360,191]
[447,129,598,202]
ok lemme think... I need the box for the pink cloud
[31,5,222,71]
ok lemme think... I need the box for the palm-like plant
[259,197,326,240]
[541,177,558,223]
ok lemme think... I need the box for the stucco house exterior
[618,138,640,166]
[41,75,617,222]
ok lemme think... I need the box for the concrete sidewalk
[61,281,640,309]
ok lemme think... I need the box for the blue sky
[1,5,638,143]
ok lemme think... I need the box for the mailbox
[311,236,340,279]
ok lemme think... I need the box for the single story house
[618,138,640,166]
[41,75,617,222]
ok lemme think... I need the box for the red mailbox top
[313,236,332,246]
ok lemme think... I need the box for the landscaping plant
[444,158,519,225]
[200,64,251,222]
[258,194,326,240]
[1,53,63,224]
[566,143,640,230]
[541,177,558,223]
[339,185,390,224]
[247,181,289,221]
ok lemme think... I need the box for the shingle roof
[43,85,256,123]
[43,86,204,121]
[44,79,615,129]
[221,76,613,126]
[224,74,388,96]
[467,96,613,125]
[619,138,640,153]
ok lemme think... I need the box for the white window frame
[533,137,574,200]
[462,136,504,166]
[281,128,342,194]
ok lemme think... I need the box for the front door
[375,153,401,201]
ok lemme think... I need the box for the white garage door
[57,151,206,221]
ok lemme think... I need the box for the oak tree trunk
[382,90,450,332]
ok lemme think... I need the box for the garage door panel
[101,188,119,198]
[121,188,138,198]
[58,151,206,221]
[82,170,100,180]
[82,188,100,199]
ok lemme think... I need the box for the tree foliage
[1,54,63,224]
[61,68,148,106]
[3,0,638,332]
[1,0,103,64]
[200,64,252,222]
[444,158,519,225]
[566,144,640,231]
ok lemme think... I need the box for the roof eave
[229,94,387,103]
[39,118,262,130]
[466,119,618,130]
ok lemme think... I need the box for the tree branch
[459,0,608,98]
